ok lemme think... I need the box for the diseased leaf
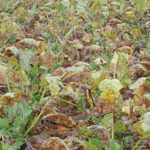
[45,74,61,96]
[111,52,130,86]
[91,71,106,85]
[66,66,85,73]
[125,11,135,20]
[19,49,36,71]
[0,63,8,72]
[98,79,123,104]
[129,77,147,90]
[0,22,9,34]
[82,33,93,44]
[122,99,134,115]
[0,0,150,149]
[62,0,71,7]
[40,51,57,68]
[117,46,133,55]
[3,92,15,98]
[19,38,38,46]
[4,46,20,57]
[144,93,150,100]
[141,112,150,135]
[111,52,118,66]
[99,79,123,92]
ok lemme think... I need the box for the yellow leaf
[131,28,142,37]
[34,21,41,33]
[100,87,120,104]
[122,99,133,115]
[125,11,135,20]
[82,33,93,44]
[37,41,46,52]
[117,46,133,55]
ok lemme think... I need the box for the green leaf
[0,140,24,150]
[83,138,102,150]
[0,118,9,130]
[110,139,123,150]
[131,0,150,12]
[114,120,126,133]
[100,113,113,129]
[1,102,32,138]
[11,102,32,137]
[123,135,134,147]
[0,142,15,150]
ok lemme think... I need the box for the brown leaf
[129,64,146,80]
[85,45,102,52]
[42,113,76,128]
[0,92,28,112]
[46,21,60,34]
[0,72,6,85]
[72,40,84,50]
[109,18,121,25]
[19,38,45,52]
[134,86,150,105]
[40,51,58,68]
[41,137,70,150]
[52,67,66,76]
